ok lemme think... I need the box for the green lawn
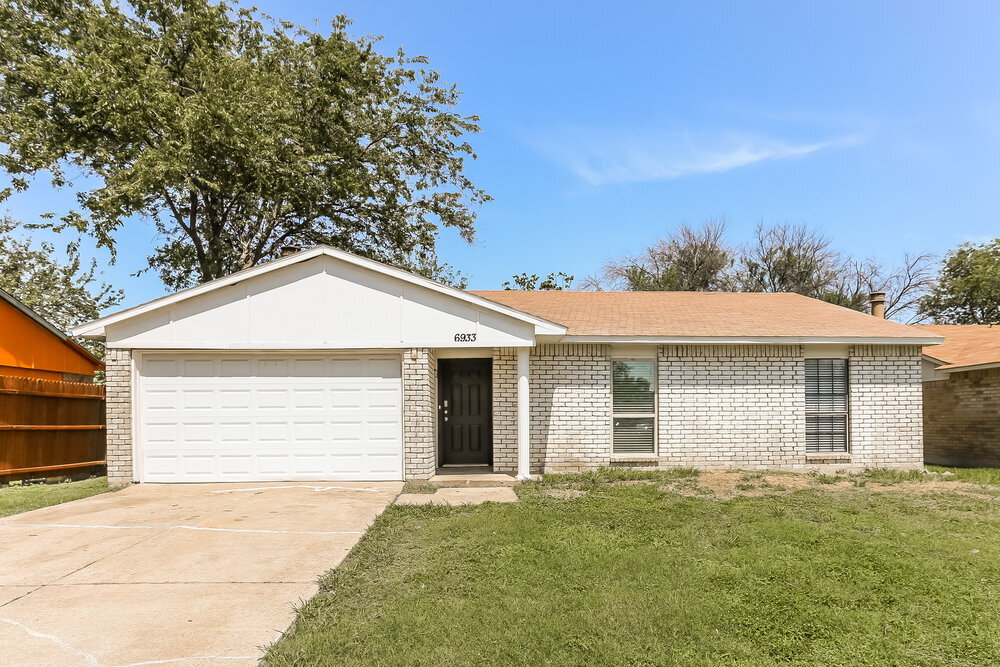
[265,468,1000,666]
[0,477,109,518]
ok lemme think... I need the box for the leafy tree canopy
[0,217,123,356]
[919,239,1000,325]
[0,0,488,290]
[503,272,574,290]
[595,220,732,291]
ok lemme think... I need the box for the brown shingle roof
[472,290,942,340]
[916,325,1000,370]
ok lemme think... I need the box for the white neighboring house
[73,246,942,486]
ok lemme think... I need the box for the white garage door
[137,353,403,482]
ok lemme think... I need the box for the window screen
[805,358,849,453]
[612,361,655,454]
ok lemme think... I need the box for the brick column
[104,348,134,487]
[848,345,923,469]
[402,348,437,479]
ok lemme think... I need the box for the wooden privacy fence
[0,375,106,481]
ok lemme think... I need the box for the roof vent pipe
[869,291,886,319]
[280,245,301,257]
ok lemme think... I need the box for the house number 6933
[453,333,477,343]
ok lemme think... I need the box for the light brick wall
[923,367,1000,467]
[655,345,806,468]
[104,348,134,487]
[492,351,518,472]
[847,346,924,469]
[490,343,923,473]
[492,345,612,474]
[402,348,437,479]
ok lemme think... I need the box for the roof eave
[560,335,945,345]
[937,361,1000,373]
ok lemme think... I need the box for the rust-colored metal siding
[0,300,103,378]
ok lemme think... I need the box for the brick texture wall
[655,345,805,468]
[924,368,1000,467]
[104,348,134,487]
[402,348,437,479]
[492,350,518,472]
[493,345,612,474]
[847,345,924,469]
[490,343,923,474]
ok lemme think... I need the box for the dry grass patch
[527,466,1000,502]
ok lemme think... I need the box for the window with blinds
[805,358,849,453]
[612,360,656,454]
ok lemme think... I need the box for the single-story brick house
[919,325,1000,467]
[73,246,942,486]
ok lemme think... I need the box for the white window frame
[611,357,658,456]
[804,357,851,454]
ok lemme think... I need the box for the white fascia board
[922,353,949,366]
[940,361,1000,373]
[560,335,945,346]
[72,246,567,338]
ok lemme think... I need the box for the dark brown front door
[438,359,492,466]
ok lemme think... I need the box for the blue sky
[4,0,1000,309]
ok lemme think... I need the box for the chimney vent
[280,245,301,257]
[869,291,886,319]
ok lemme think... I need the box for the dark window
[805,358,849,453]
[612,360,655,454]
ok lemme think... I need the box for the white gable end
[103,255,542,349]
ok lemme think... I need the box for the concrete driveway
[0,481,402,666]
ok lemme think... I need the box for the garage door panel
[181,390,214,410]
[143,389,178,411]
[368,357,402,379]
[182,359,216,377]
[219,358,252,376]
[256,454,291,475]
[258,358,288,376]
[293,421,325,442]
[256,421,289,442]
[330,387,362,408]
[219,390,251,410]
[293,389,326,409]
[367,387,401,409]
[256,389,289,410]
[139,353,403,482]
[180,422,214,445]
[219,455,253,476]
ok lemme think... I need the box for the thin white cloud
[527,128,864,185]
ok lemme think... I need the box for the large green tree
[0,217,123,355]
[919,239,1000,325]
[0,0,488,290]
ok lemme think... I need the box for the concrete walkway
[0,481,401,666]
[395,486,519,505]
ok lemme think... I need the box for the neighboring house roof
[915,324,1000,372]
[0,288,103,374]
[473,290,943,344]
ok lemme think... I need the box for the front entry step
[430,467,516,488]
